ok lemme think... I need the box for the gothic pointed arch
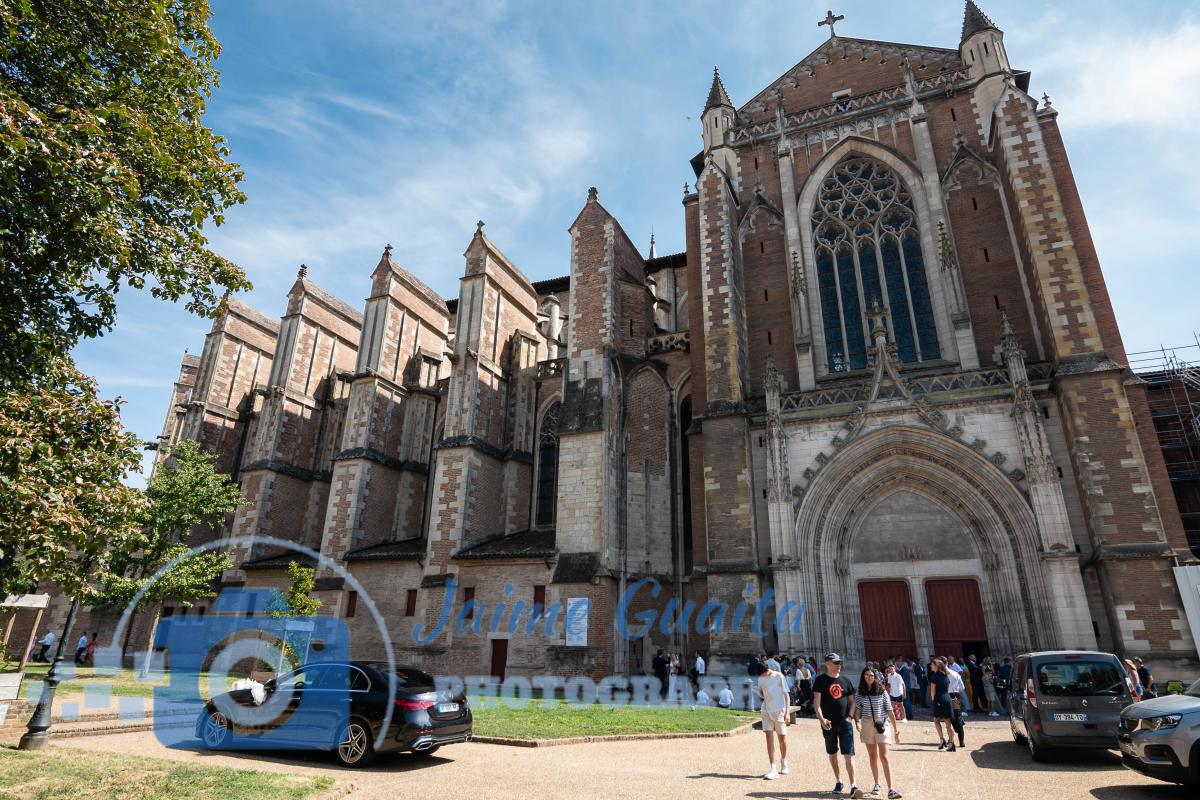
[792,424,1059,661]
[533,400,561,528]
[797,137,955,376]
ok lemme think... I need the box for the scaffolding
[1130,335,1200,556]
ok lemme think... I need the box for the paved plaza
[52,719,1183,800]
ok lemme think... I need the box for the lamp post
[18,596,80,750]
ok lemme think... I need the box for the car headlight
[1142,714,1182,731]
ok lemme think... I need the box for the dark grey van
[1007,650,1134,761]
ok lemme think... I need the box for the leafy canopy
[0,356,146,599]
[0,0,250,387]
[95,438,245,611]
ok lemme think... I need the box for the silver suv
[1118,679,1200,787]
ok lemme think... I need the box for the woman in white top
[852,668,902,799]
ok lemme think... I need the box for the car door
[267,664,325,746]
[301,663,353,748]
[1010,657,1028,736]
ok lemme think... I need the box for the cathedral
[58,2,1200,679]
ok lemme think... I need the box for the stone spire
[704,66,732,112]
[648,231,657,260]
[961,1,1000,42]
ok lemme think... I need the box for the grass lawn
[0,747,333,800]
[18,665,242,701]
[470,699,757,740]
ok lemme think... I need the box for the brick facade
[24,2,1197,681]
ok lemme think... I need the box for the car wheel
[1027,732,1050,763]
[411,745,440,758]
[201,710,231,749]
[335,719,376,768]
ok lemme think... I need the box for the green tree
[94,438,245,671]
[267,561,323,670]
[0,356,146,601]
[0,0,250,387]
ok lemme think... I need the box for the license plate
[437,702,459,713]
[1052,713,1088,722]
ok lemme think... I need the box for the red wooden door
[858,581,917,664]
[489,638,509,682]
[925,579,988,659]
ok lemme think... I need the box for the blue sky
[73,0,1200,484]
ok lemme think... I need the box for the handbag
[951,695,962,711]
[871,697,886,734]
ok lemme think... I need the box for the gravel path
[51,718,1180,799]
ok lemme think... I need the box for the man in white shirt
[947,657,969,718]
[717,686,734,708]
[752,660,791,780]
[765,652,781,672]
[74,633,89,665]
[945,667,967,748]
[695,688,711,705]
[884,664,907,724]
[36,630,55,662]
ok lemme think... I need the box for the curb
[471,719,757,747]
[311,781,357,800]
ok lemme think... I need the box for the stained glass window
[811,157,941,373]
[535,402,560,528]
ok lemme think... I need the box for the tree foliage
[95,438,245,611]
[0,356,146,600]
[267,561,323,618]
[0,0,250,387]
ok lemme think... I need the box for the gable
[739,37,963,120]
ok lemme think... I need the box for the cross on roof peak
[818,9,844,38]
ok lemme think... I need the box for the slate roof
[552,552,600,584]
[343,538,427,562]
[704,67,733,112]
[961,1,1000,41]
[453,528,557,560]
[242,551,317,571]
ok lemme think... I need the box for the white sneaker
[764,767,779,780]
[989,711,1000,717]
[900,718,909,725]
[780,760,789,775]
[872,783,881,795]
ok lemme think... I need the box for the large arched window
[534,402,560,528]
[812,157,940,373]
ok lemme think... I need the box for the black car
[196,661,472,767]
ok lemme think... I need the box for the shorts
[822,720,855,755]
[761,709,788,734]
[860,722,894,745]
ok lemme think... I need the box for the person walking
[797,657,815,717]
[812,652,861,797]
[85,632,98,666]
[73,632,89,665]
[35,629,55,662]
[884,663,908,724]
[853,667,902,799]
[947,656,969,717]
[915,657,928,708]
[928,658,957,752]
[982,661,1001,717]
[693,650,706,690]
[652,649,668,699]
[994,657,1012,712]
[752,659,792,780]
[966,654,986,711]
[1133,658,1156,699]
[945,661,968,748]
[1124,658,1143,700]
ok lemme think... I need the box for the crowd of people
[740,651,1019,797]
[28,629,98,665]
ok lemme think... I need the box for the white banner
[565,597,589,647]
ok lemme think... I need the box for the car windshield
[1036,661,1125,696]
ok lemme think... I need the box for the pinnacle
[704,66,732,112]
[961,1,1000,42]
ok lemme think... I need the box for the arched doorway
[791,425,1059,664]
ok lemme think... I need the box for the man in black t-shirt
[811,652,861,798]
[1133,657,1156,699]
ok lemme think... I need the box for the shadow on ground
[172,737,455,773]
[970,739,1126,773]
